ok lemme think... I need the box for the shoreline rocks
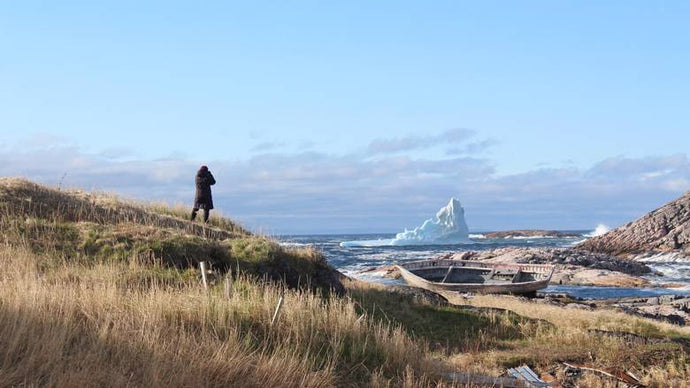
[444,247,651,275]
[538,294,690,325]
[360,246,655,288]
[442,247,654,287]
[481,229,581,239]
[354,250,689,325]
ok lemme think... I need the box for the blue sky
[1,1,689,234]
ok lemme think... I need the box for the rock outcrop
[444,247,652,287]
[577,191,690,257]
[445,247,651,276]
[482,230,580,238]
[592,295,690,326]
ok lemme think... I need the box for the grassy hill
[0,178,342,294]
[1,178,688,387]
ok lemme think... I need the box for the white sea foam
[570,238,588,245]
[652,265,690,277]
[586,223,611,237]
[635,252,690,263]
[571,224,611,245]
[340,238,395,247]
[636,252,690,285]
[469,233,486,239]
[279,242,311,248]
[341,198,470,247]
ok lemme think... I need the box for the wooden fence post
[271,294,285,326]
[224,271,232,299]
[199,261,208,291]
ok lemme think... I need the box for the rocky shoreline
[481,229,581,239]
[472,292,690,326]
[356,190,690,325]
[356,246,690,325]
[533,293,690,326]
[361,246,658,288]
[444,247,655,287]
[376,283,690,325]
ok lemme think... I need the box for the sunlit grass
[1,177,688,387]
[442,292,690,386]
[0,246,448,386]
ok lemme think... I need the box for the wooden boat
[396,258,554,295]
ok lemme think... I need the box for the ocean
[278,232,690,299]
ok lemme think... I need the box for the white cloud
[2,133,689,234]
[366,128,477,155]
[661,178,690,192]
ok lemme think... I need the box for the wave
[635,252,690,285]
[649,265,690,280]
[279,242,311,248]
[468,233,486,239]
[635,252,690,263]
[340,239,395,247]
[645,263,690,284]
[585,223,610,237]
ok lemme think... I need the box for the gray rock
[564,303,593,310]
[445,247,651,275]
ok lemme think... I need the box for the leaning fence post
[224,271,232,299]
[199,261,208,291]
[271,293,285,326]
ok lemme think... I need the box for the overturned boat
[396,258,554,295]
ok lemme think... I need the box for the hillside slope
[0,177,249,239]
[0,178,343,293]
[578,191,690,257]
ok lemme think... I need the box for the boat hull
[396,259,554,295]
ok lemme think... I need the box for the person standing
[191,165,216,223]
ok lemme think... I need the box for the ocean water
[278,233,690,299]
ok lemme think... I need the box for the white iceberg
[341,198,471,247]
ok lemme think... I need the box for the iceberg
[341,198,471,247]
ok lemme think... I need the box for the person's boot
[190,209,198,222]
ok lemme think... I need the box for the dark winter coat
[194,168,216,210]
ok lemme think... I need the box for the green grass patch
[348,285,547,353]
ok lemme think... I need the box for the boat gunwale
[395,259,554,294]
[400,258,554,274]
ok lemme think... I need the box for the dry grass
[456,294,690,337]
[0,177,249,240]
[0,245,448,387]
[0,178,340,294]
[443,293,690,387]
[1,178,688,387]
[0,179,455,386]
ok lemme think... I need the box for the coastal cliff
[578,191,690,257]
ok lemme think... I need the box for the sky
[1,1,689,234]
